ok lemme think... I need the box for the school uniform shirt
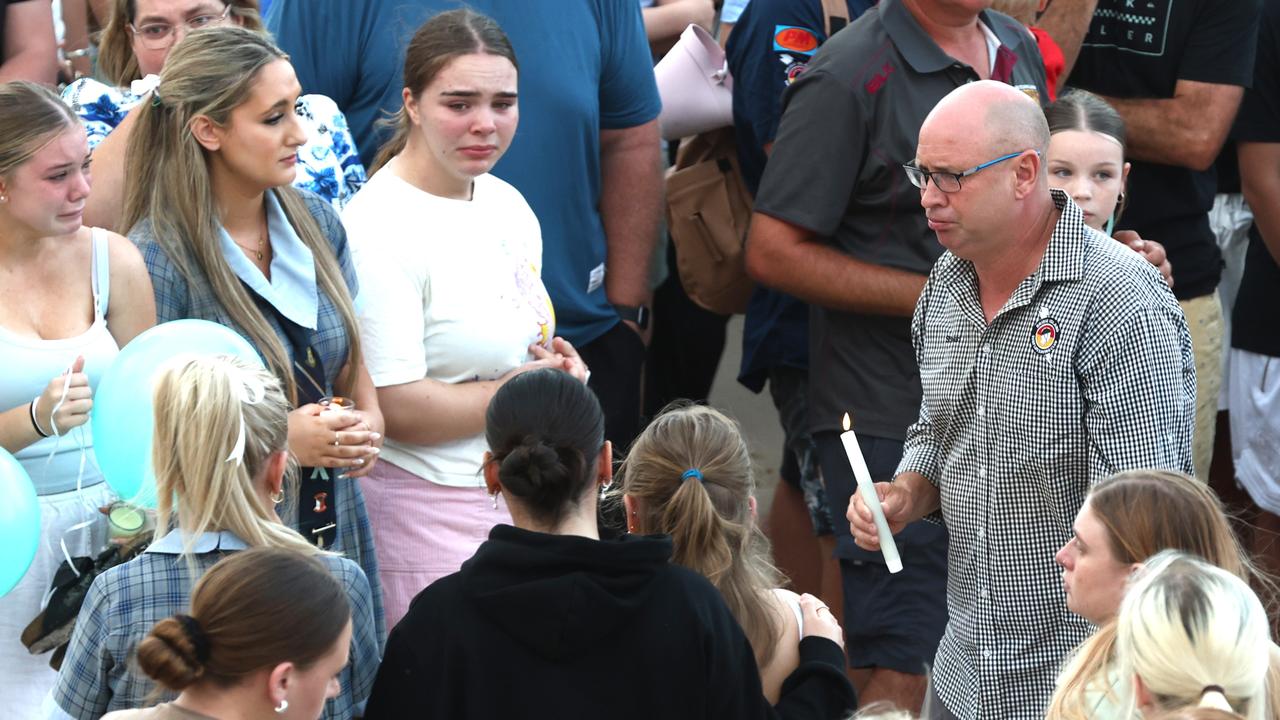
[132,189,385,641]
[48,531,380,720]
[343,171,553,487]
[896,189,1196,719]
[62,79,366,212]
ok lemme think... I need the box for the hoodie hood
[462,525,675,661]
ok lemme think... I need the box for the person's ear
[623,493,639,533]
[189,115,223,152]
[1014,149,1040,199]
[1121,161,1131,194]
[402,87,422,127]
[597,441,613,486]
[1133,673,1154,712]
[482,452,501,495]
[266,450,288,495]
[748,495,758,521]
[267,661,295,710]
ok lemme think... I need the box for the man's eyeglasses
[902,150,1039,193]
[130,3,233,50]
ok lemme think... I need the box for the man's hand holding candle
[847,470,939,551]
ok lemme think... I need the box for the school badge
[1033,318,1059,354]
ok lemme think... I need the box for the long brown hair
[121,26,362,403]
[1048,470,1277,720]
[97,0,263,87]
[618,403,785,667]
[369,8,518,175]
[134,546,349,690]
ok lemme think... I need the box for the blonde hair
[617,403,784,667]
[152,354,317,558]
[1115,552,1271,720]
[97,0,263,86]
[121,26,362,403]
[1048,470,1278,720]
[0,81,81,178]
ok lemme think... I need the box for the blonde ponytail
[152,354,317,557]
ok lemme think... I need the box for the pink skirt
[359,460,511,630]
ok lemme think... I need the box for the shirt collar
[881,0,1017,75]
[1039,188,1088,284]
[218,190,319,330]
[145,529,250,555]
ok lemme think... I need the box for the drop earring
[599,480,613,500]
[275,699,288,713]
[490,492,498,510]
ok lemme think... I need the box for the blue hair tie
[681,468,704,483]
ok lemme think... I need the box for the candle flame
[842,413,851,432]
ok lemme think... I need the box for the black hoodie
[364,525,855,719]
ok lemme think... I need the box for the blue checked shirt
[132,190,386,644]
[49,531,382,719]
[896,189,1196,719]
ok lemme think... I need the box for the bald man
[849,81,1196,720]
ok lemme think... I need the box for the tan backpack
[665,0,850,315]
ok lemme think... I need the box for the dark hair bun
[499,438,575,506]
[134,616,206,691]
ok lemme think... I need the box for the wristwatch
[614,304,650,331]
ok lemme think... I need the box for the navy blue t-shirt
[726,0,873,391]
[268,0,662,346]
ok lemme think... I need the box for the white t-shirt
[344,171,554,487]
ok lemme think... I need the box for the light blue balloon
[91,320,263,508]
[0,448,39,597]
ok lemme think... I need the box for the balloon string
[41,359,96,580]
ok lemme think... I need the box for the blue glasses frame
[903,150,1039,193]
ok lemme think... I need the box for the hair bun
[500,439,564,492]
[134,615,208,691]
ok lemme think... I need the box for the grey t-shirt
[754,0,1048,439]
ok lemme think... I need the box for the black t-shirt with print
[1067,0,1258,301]
[1232,0,1280,358]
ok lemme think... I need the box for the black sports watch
[614,304,650,331]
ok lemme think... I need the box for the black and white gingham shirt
[897,189,1196,720]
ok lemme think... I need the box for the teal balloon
[91,320,263,508]
[0,448,39,597]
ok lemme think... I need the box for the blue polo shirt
[268,0,662,345]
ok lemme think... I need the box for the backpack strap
[821,0,849,37]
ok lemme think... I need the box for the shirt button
[983,344,992,355]
[976,405,985,417]
[982,648,992,659]
[980,587,989,599]
[977,527,986,540]
[979,467,987,480]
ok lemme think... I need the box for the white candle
[840,413,903,574]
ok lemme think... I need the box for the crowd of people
[0,0,1275,719]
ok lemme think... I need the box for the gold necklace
[231,219,268,262]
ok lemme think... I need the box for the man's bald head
[921,80,1049,157]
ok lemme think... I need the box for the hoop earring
[275,699,288,713]
[270,489,285,505]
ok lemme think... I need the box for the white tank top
[0,229,118,494]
